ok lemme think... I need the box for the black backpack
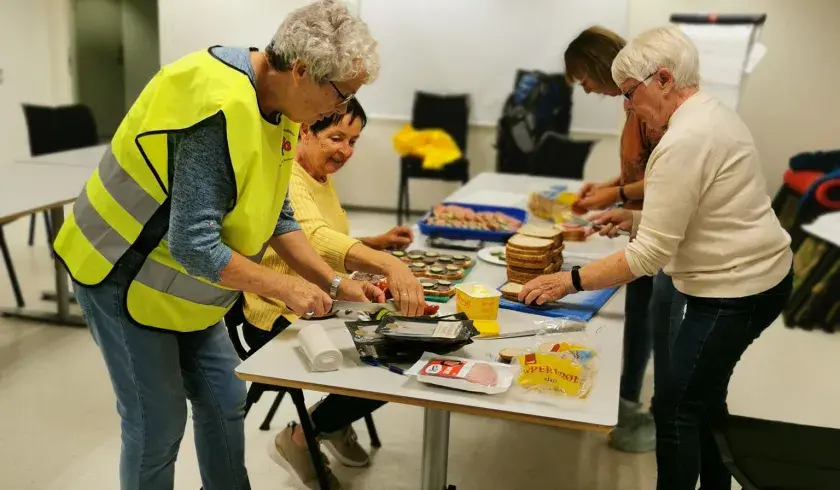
[496,70,572,174]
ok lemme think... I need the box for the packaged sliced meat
[406,353,516,395]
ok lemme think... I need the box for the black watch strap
[618,186,628,203]
[571,266,584,292]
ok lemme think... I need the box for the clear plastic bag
[512,319,600,398]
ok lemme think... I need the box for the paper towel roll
[298,324,343,372]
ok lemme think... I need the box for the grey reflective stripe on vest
[74,186,131,264]
[98,149,161,224]
[135,259,239,308]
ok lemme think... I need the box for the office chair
[397,92,470,225]
[223,297,382,490]
[528,132,594,179]
[22,104,99,246]
[714,414,840,489]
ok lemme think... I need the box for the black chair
[714,414,840,489]
[397,92,470,225]
[223,298,382,490]
[528,132,594,179]
[22,103,99,246]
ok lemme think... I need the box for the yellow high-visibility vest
[54,48,299,332]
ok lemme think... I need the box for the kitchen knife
[476,322,587,339]
[566,215,630,237]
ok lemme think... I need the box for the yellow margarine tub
[455,282,501,321]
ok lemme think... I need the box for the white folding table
[0,162,92,325]
[15,144,108,168]
[236,173,629,490]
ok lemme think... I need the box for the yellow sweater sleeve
[288,174,360,274]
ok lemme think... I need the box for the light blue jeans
[75,249,250,490]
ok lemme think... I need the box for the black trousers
[242,317,386,434]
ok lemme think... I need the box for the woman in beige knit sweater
[521,27,792,490]
[242,100,425,489]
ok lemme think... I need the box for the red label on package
[419,359,470,379]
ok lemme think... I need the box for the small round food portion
[445,265,460,272]
[412,262,425,268]
[420,280,436,288]
[453,254,468,261]
[391,250,406,257]
[438,256,454,263]
[499,347,526,364]
[424,251,439,258]
[408,253,423,260]
[436,280,453,287]
[429,266,445,274]
[423,257,438,265]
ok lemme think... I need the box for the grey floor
[2,209,839,490]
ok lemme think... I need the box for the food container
[455,282,501,321]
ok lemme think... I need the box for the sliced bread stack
[505,224,564,285]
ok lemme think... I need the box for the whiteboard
[359,0,628,133]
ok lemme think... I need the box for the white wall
[0,0,73,164]
[122,0,160,108]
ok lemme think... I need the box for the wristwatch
[570,266,584,292]
[329,275,342,299]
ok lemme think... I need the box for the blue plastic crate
[417,202,528,243]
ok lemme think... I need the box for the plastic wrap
[513,319,599,398]
[406,352,517,395]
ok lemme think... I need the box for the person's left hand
[518,272,576,305]
[337,278,385,303]
[574,186,620,213]
[370,226,414,250]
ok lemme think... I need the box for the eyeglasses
[623,72,657,101]
[329,81,355,110]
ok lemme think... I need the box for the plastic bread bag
[406,352,517,395]
[513,319,600,398]
[375,313,479,344]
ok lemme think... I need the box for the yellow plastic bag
[393,124,462,170]
[516,349,595,398]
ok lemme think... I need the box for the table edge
[237,372,613,433]
[0,198,76,223]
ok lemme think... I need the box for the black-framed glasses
[329,81,355,108]
[623,72,657,101]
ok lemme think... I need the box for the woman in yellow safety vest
[53,2,383,489]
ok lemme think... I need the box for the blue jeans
[652,272,793,490]
[620,275,654,403]
[75,249,250,490]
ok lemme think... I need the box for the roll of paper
[298,324,342,372]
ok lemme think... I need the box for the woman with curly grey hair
[54,1,385,489]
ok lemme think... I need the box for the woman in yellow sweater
[242,99,424,489]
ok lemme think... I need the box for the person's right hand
[279,275,333,317]
[383,261,426,316]
[588,208,634,238]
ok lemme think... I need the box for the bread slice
[555,224,587,242]
[506,261,562,284]
[517,223,563,244]
[505,246,564,270]
[506,234,555,251]
[500,282,523,301]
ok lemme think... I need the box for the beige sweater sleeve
[624,131,708,277]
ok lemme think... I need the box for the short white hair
[611,26,700,89]
[267,0,379,83]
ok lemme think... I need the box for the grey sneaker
[617,397,643,427]
[307,399,371,467]
[269,423,343,490]
[322,425,370,467]
[609,411,656,453]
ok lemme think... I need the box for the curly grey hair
[266,0,379,84]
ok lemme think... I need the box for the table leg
[0,206,85,327]
[421,408,452,490]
